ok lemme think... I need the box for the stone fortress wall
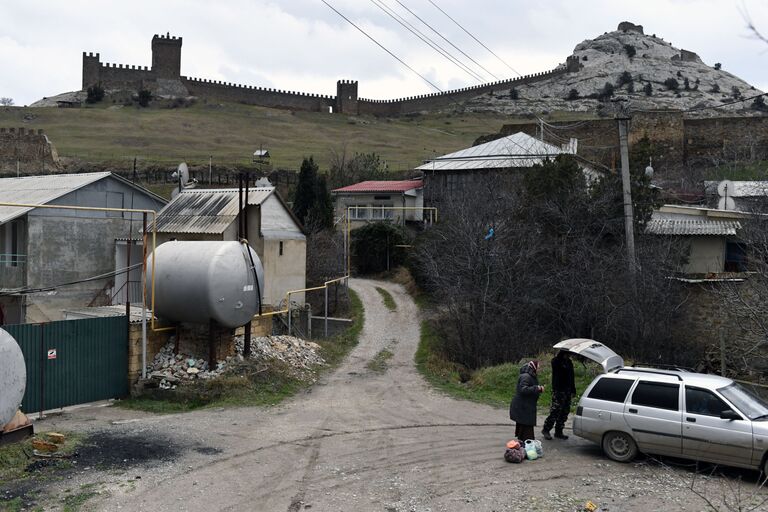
[82,33,579,115]
[0,127,60,172]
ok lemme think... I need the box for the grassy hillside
[0,101,521,172]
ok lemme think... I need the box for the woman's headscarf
[528,360,540,374]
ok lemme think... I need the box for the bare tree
[0,97,13,106]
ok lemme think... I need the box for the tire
[602,431,638,463]
[762,455,768,477]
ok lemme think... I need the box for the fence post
[720,328,726,376]
[324,285,329,337]
[39,323,45,420]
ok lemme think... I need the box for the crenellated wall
[0,127,60,172]
[81,33,573,115]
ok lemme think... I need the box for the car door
[623,380,683,456]
[682,386,753,467]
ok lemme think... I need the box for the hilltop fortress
[82,32,581,115]
[82,24,760,117]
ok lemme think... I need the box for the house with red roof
[331,180,424,229]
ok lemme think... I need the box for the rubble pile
[235,335,326,374]
[147,335,326,389]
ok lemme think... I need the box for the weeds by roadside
[117,289,364,414]
[367,348,394,372]
[375,287,397,311]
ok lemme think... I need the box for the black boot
[541,429,553,440]
[554,429,569,440]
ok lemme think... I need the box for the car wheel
[602,431,638,463]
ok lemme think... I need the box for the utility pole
[209,155,212,186]
[615,103,636,275]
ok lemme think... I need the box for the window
[371,204,394,220]
[685,387,732,417]
[587,377,634,403]
[724,241,747,272]
[631,381,680,411]
[350,205,368,220]
[719,383,768,420]
[279,241,283,256]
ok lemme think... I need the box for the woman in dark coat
[509,360,544,441]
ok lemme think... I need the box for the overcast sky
[2,0,767,106]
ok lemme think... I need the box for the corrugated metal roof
[646,217,741,236]
[0,172,112,224]
[416,132,567,171]
[332,180,423,193]
[153,187,274,234]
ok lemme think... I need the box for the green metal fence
[5,316,129,414]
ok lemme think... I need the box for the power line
[1,263,143,297]
[321,0,443,92]
[427,0,522,77]
[393,0,500,81]
[368,0,486,83]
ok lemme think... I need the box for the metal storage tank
[147,241,265,328]
[0,328,26,426]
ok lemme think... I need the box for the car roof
[604,367,734,389]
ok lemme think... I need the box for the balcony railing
[0,254,26,289]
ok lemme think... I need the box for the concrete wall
[20,176,165,322]
[0,128,60,173]
[263,238,306,306]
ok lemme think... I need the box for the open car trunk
[553,338,624,373]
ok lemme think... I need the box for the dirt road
[32,279,767,511]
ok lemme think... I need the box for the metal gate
[5,316,129,414]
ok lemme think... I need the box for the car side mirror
[720,410,740,421]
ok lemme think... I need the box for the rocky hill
[465,22,765,117]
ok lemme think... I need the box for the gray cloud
[1,0,766,105]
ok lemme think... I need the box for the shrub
[684,78,690,90]
[598,82,614,101]
[731,86,741,99]
[714,62,722,70]
[617,71,633,87]
[623,44,636,58]
[643,83,653,96]
[710,83,721,93]
[137,89,152,107]
[86,83,105,104]
[663,78,680,91]
[627,81,635,93]
[566,88,580,100]
[351,223,409,274]
[752,95,768,112]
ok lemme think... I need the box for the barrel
[0,328,26,426]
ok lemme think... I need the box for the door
[553,338,624,373]
[624,380,683,455]
[682,386,753,466]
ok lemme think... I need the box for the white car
[556,338,768,473]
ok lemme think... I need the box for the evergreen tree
[306,175,335,231]
[293,157,319,224]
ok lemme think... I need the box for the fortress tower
[336,80,359,114]
[151,33,182,79]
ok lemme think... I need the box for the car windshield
[718,383,768,420]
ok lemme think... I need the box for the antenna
[717,180,735,210]
[0,329,27,426]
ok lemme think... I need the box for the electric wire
[393,0,500,81]
[368,0,486,83]
[321,0,443,92]
[1,263,143,297]
[427,0,522,77]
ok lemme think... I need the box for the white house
[331,179,424,230]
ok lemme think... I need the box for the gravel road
[32,278,768,511]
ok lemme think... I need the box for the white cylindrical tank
[146,241,265,328]
[0,328,26,426]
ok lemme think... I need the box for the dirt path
[33,279,767,511]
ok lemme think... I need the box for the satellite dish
[717,180,734,198]
[0,329,26,426]
[718,197,736,210]
[171,162,190,188]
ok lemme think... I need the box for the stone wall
[181,77,335,111]
[128,323,172,385]
[0,127,60,172]
[501,112,768,172]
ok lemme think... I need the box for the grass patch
[415,319,600,409]
[117,289,364,414]
[62,487,99,512]
[0,431,83,482]
[367,348,394,372]
[375,287,397,311]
